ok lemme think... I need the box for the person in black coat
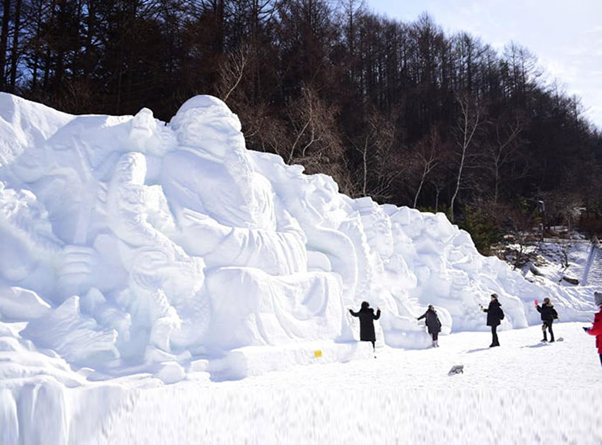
[535,297,558,342]
[417,305,442,347]
[480,293,504,347]
[349,301,381,350]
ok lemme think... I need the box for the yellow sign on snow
[314,350,323,358]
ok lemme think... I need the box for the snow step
[206,341,374,381]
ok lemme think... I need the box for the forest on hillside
[1,0,601,251]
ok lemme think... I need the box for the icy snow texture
[0,92,598,380]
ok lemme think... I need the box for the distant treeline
[1,0,601,244]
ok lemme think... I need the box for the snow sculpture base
[202,341,375,381]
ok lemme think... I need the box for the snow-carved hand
[57,244,98,297]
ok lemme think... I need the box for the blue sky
[366,0,602,129]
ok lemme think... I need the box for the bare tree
[411,126,441,208]
[546,192,583,236]
[450,91,484,221]
[240,101,290,157]
[215,44,250,103]
[286,86,340,164]
[337,0,365,74]
[348,108,401,200]
[429,176,446,213]
[485,112,525,203]
[495,202,537,269]
[0,0,10,90]
[8,0,22,91]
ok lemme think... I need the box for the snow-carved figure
[249,154,360,305]
[163,96,309,275]
[1,104,203,365]
[106,152,208,359]
[250,154,434,347]
[161,96,344,351]
[0,182,62,287]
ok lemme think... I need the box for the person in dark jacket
[349,301,381,350]
[584,292,602,367]
[417,305,442,347]
[480,293,504,347]
[535,297,558,342]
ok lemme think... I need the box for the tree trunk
[83,0,94,79]
[449,144,466,221]
[450,93,481,222]
[413,169,426,208]
[0,0,11,90]
[9,0,22,91]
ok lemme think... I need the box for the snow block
[206,341,374,381]
[0,287,50,320]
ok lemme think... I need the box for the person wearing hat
[480,293,504,347]
[349,301,381,351]
[583,292,602,366]
[417,305,442,347]
[535,297,558,342]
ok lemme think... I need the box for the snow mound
[0,92,598,387]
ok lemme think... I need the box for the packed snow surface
[0,93,600,444]
[2,323,601,444]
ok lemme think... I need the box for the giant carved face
[170,96,245,159]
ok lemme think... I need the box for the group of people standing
[348,291,602,366]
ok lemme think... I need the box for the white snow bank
[0,92,598,387]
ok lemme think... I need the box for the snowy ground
[60,323,602,445]
[216,322,601,391]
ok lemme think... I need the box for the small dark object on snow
[562,276,579,285]
[448,364,464,375]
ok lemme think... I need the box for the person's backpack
[499,308,505,320]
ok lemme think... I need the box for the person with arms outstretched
[349,301,381,351]
[417,305,442,347]
[583,292,602,367]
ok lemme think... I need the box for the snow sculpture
[162,96,344,351]
[106,151,207,358]
[164,96,308,274]
[0,91,596,379]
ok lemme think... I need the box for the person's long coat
[483,300,503,327]
[417,309,442,334]
[349,307,381,342]
[536,303,558,322]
